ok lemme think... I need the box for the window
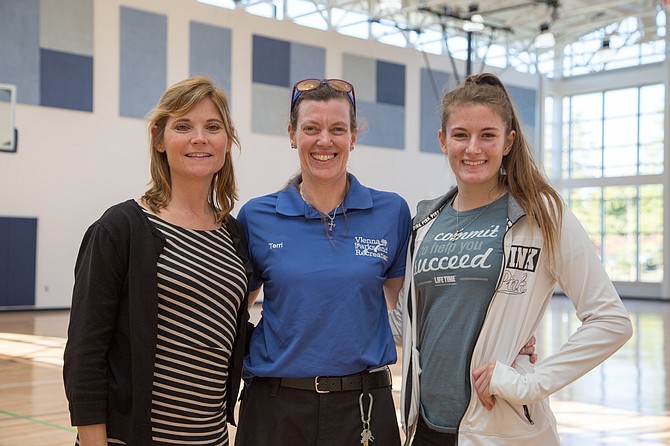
[561,84,665,283]
[564,85,664,180]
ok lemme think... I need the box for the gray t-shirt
[414,193,507,432]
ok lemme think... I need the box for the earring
[290,143,297,149]
[350,146,355,151]
[500,165,507,176]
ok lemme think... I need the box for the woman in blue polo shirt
[234,79,410,445]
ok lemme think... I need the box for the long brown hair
[143,76,240,223]
[440,73,563,274]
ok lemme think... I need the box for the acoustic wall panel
[0,217,37,307]
[376,61,405,107]
[38,0,94,111]
[507,85,538,145]
[120,7,167,119]
[342,55,375,102]
[40,0,94,56]
[420,69,452,154]
[0,0,40,105]
[289,43,326,85]
[252,35,291,87]
[190,22,232,99]
[40,49,93,111]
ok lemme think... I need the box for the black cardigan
[63,199,252,444]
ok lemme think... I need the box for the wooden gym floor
[1,297,669,445]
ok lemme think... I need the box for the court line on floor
[0,409,76,433]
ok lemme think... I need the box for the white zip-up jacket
[390,189,632,445]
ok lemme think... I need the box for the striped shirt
[88,211,247,446]
[149,213,246,445]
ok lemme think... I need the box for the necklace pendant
[328,220,336,231]
[452,229,462,241]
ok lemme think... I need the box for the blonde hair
[143,76,240,224]
[441,73,563,274]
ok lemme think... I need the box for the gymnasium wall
[0,0,539,308]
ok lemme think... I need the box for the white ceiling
[370,0,663,46]
[238,0,666,54]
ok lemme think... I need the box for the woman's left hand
[472,360,497,410]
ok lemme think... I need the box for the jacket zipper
[523,404,535,425]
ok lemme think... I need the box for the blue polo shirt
[238,174,411,378]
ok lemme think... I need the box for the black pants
[411,416,457,446]
[234,377,401,446]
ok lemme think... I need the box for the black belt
[260,368,392,393]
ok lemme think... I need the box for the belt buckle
[314,376,330,394]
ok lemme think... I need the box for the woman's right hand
[77,424,108,446]
[472,360,497,410]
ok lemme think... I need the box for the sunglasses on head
[290,78,356,115]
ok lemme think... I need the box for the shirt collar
[275,173,373,217]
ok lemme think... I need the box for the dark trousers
[234,377,401,446]
[411,416,457,446]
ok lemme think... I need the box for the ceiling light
[534,23,555,49]
[463,18,484,32]
[463,4,485,32]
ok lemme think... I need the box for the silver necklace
[299,184,341,232]
[451,194,495,242]
[325,204,339,231]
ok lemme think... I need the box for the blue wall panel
[252,35,290,87]
[119,7,167,119]
[0,0,40,105]
[342,54,375,102]
[507,85,537,145]
[289,43,325,84]
[376,60,405,106]
[0,217,37,307]
[40,0,94,56]
[40,49,93,111]
[190,22,232,98]
[420,69,452,154]
[507,85,537,129]
[356,102,404,149]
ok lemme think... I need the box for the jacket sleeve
[388,288,404,345]
[63,221,127,426]
[388,204,413,345]
[490,208,633,404]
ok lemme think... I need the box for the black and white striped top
[148,212,247,445]
[76,212,247,446]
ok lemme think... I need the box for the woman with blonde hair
[394,72,632,445]
[64,76,252,445]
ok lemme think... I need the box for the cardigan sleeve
[63,220,127,426]
[223,215,254,425]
